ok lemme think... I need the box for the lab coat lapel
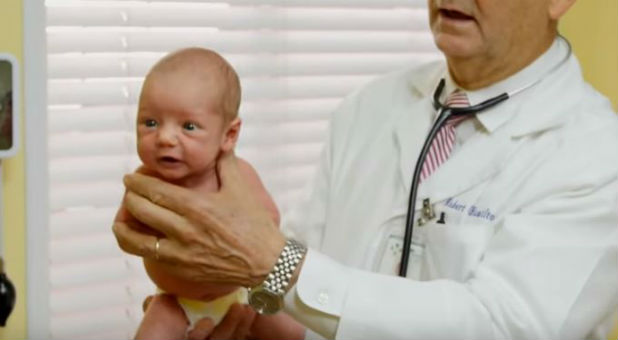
[392,97,434,212]
[389,61,447,215]
[418,126,514,204]
[389,98,434,217]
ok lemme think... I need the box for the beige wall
[0,0,25,339]
[561,0,618,111]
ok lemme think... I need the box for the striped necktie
[420,90,470,181]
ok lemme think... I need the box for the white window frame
[24,0,50,338]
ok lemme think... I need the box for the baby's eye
[144,119,157,128]
[183,122,197,131]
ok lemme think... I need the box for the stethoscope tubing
[398,85,508,276]
[398,35,572,277]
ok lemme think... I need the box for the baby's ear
[221,117,241,152]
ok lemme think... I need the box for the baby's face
[136,72,228,182]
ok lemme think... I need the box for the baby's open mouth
[440,9,474,20]
[158,156,181,163]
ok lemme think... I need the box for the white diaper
[175,288,248,329]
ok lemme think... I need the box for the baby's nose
[157,126,179,146]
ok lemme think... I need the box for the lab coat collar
[398,60,511,209]
[407,60,446,101]
[400,37,581,208]
[505,43,584,137]
[438,37,576,136]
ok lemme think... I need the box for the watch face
[248,289,282,315]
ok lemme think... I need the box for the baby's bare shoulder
[235,157,258,176]
[235,157,266,190]
[234,157,280,225]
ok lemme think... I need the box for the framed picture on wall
[0,53,19,158]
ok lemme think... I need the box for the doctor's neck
[446,33,556,91]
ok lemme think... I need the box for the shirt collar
[443,37,569,133]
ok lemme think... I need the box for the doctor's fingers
[112,220,186,263]
[123,191,191,242]
[186,317,215,340]
[112,221,158,258]
[209,304,256,340]
[123,172,201,217]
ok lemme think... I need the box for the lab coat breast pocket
[373,216,426,280]
[423,222,495,282]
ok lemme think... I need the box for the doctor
[114,0,618,338]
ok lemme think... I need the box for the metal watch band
[263,239,307,295]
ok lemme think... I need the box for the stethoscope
[398,36,573,277]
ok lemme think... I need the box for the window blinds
[45,1,442,338]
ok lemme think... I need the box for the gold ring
[154,237,160,261]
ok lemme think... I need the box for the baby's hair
[145,47,241,121]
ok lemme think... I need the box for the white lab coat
[282,39,618,339]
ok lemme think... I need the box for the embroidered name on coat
[445,198,496,221]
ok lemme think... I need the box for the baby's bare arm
[235,158,280,226]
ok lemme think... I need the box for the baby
[114,47,280,339]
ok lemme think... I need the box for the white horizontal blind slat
[46,0,442,338]
[49,52,438,79]
[48,7,430,31]
[50,232,125,264]
[47,99,340,133]
[48,30,437,53]
[50,304,141,339]
[50,256,142,289]
[51,280,153,315]
[48,106,135,133]
[50,156,133,183]
[48,75,380,105]
[50,181,125,211]
[51,207,122,237]
[46,0,427,8]
[49,131,134,158]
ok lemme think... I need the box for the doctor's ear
[548,0,576,20]
[220,117,241,153]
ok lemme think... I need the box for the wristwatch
[248,239,307,314]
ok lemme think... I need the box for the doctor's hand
[187,303,257,340]
[187,306,306,340]
[112,151,286,287]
